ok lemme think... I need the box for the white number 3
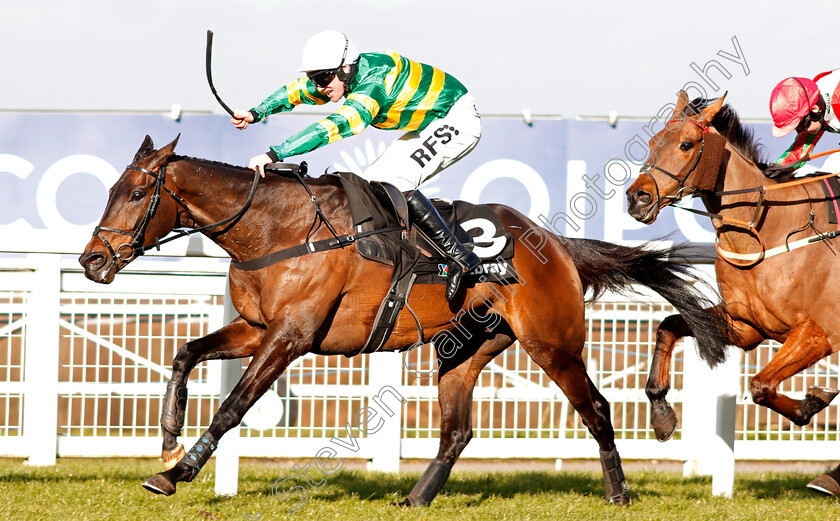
[460,218,506,259]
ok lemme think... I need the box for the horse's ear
[698,92,727,125]
[133,135,155,163]
[675,90,691,113]
[146,134,180,171]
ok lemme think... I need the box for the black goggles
[308,68,338,88]
[795,95,826,133]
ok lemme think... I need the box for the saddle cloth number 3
[460,218,506,259]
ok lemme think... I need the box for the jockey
[767,70,840,177]
[231,30,481,302]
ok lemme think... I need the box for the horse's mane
[172,154,242,171]
[171,155,321,182]
[686,98,769,172]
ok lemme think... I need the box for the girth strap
[356,272,420,355]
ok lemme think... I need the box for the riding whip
[205,30,235,116]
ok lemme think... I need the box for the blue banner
[0,112,825,254]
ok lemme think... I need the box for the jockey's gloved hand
[266,149,284,163]
[764,161,798,179]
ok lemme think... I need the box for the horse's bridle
[93,164,180,264]
[636,117,840,267]
[638,117,709,219]
[93,162,263,267]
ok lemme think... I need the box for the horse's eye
[130,191,145,202]
[680,141,694,151]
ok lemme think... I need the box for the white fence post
[23,254,61,466]
[681,337,714,477]
[214,276,241,495]
[711,349,739,498]
[367,351,404,472]
[681,339,739,497]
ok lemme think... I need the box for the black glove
[764,161,800,179]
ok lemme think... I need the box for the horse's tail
[563,238,730,367]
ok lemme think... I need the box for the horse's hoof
[808,386,840,406]
[807,473,840,496]
[607,492,631,506]
[800,387,840,424]
[389,498,412,507]
[651,406,677,442]
[142,473,177,496]
[162,444,185,471]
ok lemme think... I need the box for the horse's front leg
[143,319,310,496]
[750,319,838,426]
[646,306,758,441]
[645,313,691,441]
[159,317,264,470]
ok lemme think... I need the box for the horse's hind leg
[524,344,629,505]
[159,317,264,469]
[746,319,840,495]
[400,330,513,507]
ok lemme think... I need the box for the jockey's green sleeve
[773,128,825,170]
[250,52,469,160]
[250,77,331,120]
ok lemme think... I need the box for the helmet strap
[337,62,358,92]
[338,33,349,67]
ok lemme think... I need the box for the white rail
[1,254,839,499]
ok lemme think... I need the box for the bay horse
[626,90,840,495]
[79,135,728,506]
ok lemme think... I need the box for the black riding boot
[407,191,480,302]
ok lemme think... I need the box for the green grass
[1,458,839,520]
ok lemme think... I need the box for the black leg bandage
[160,381,188,436]
[600,448,629,505]
[407,459,451,506]
[182,431,217,481]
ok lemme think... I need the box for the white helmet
[297,30,360,72]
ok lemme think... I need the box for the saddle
[333,172,518,355]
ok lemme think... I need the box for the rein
[675,171,840,230]
[96,159,403,272]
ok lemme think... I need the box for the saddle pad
[413,199,517,285]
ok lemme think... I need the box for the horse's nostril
[85,253,105,269]
[637,191,652,205]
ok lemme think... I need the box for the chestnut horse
[626,91,840,494]
[79,135,727,506]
